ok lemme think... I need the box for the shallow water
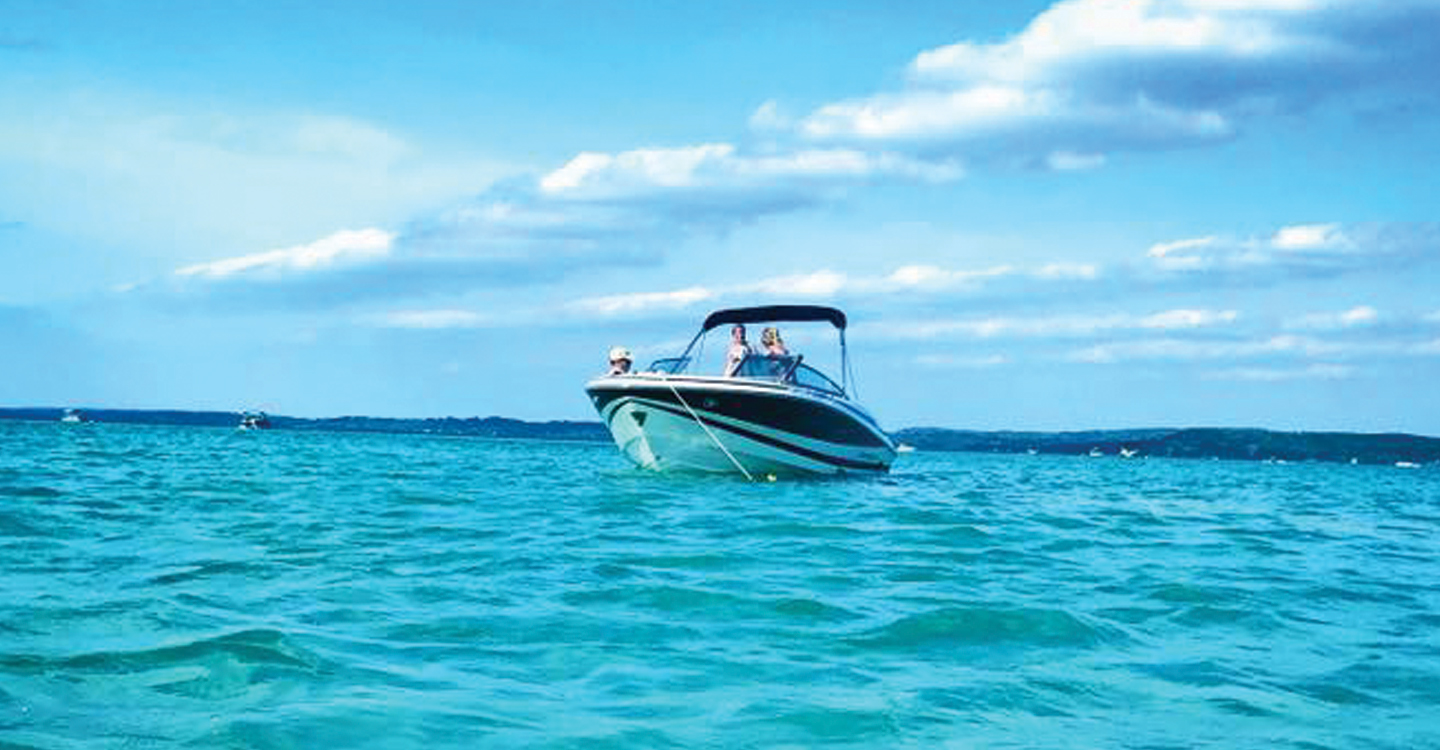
[2,420,1438,748]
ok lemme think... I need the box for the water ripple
[2,420,1439,748]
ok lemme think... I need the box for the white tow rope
[662,376,754,482]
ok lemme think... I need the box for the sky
[2,0,1439,433]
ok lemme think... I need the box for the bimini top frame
[677,305,854,395]
[700,305,847,332]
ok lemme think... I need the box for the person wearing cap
[608,346,633,376]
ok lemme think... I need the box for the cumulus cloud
[1284,305,1379,331]
[1204,363,1356,382]
[1069,333,1339,364]
[1068,329,1440,365]
[874,308,1240,341]
[365,309,490,329]
[538,142,961,200]
[777,0,1440,165]
[0,89,511,254]
[567,287,716,317]
[175,229,395,280]
[153,131,976,311]
[915,353,1011,369]
[1142,222,1440,279]
[561,260,1105,319]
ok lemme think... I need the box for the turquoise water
[2,420,1438,749]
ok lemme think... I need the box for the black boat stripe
[613,397,890,472]
[590,384,889,448]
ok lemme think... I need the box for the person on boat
[607,346,633,376]
[760,327,789,357]
[724,325,752,377]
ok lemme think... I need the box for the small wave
[617,552,749,571]
[146,560,270,586]
[748,521,865,540]
[0,511,50,538]
[848,606,1116,652]
[1134,659,1255,689]
[1,628,321,678]
[0,486,62,498]
[1147,582,1249,606]
[741,705,900,743]
[564,584,754,615]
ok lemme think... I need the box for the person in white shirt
[724,325,752,377]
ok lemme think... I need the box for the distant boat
[1088,447,1104,458]
[60,408,85,424]
[1119,447,1138,459]
[1026,448,1038,456]
[1395,461,1420,469]
[896,443,916,454]
[237,411,272,430]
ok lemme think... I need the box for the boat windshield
[733,355,845,397]
[647,357,690,374]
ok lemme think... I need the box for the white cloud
[1148,235,1218,271]
[367,309,489,329]
[879,308,1240,341]
[1285,305,1379,331]
[742,270,850,298]
[175,228,394,280]
[1271,223,1350,251]
[915,353,1010,369]
[1142,309,1241,329]
[909,0,1314,86]
[749,100,794,131]
[1034,262,1100,280]
[0,88,508,255]
[782,0,1439,163]
[1069,334,1342,363]
[561,257,1111,321]
[884,264,1015,289]
[540,144,736,194]
[1142,222,1439,277]
[1204,363,1356,382]
[567,287,716,317]
[538,142,960,199]
[1046,150,1106,171]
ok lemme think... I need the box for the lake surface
[2,420,1438,748]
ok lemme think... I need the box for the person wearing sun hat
[607,346,633,376]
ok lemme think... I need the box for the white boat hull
[587,376,896,476]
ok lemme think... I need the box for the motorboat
[584,305,897,477]
[237,410,272,430]
[60,408,86,424]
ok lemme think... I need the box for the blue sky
[3,0,1439,433]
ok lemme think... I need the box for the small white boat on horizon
[237,411,272,431]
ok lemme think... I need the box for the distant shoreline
[4,407,1438,466]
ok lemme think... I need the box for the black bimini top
[701,305,847,332]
